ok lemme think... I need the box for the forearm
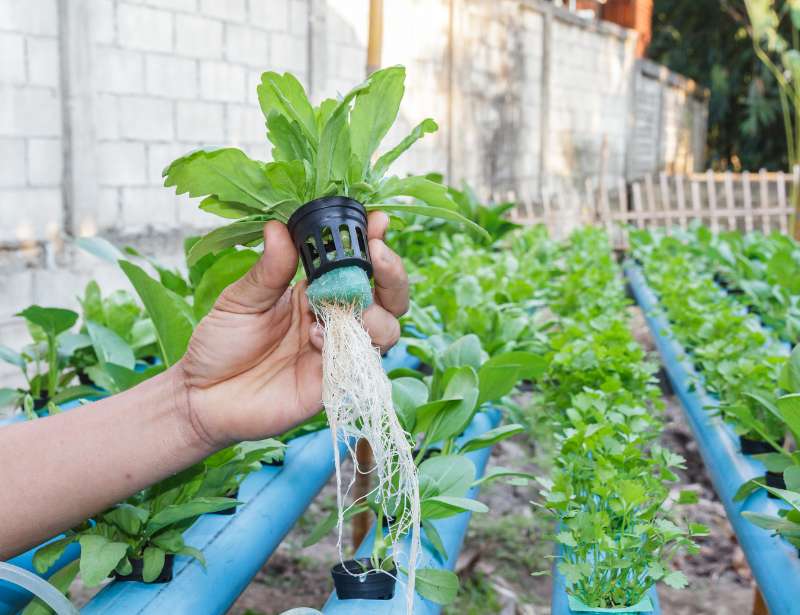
[0,365,216,559]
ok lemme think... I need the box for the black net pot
[114,554,174,584]
[331,558,397,600]
[766,471,787,498]
[211,487,239,515]
[739,436,775,456]
[287,196,372,283]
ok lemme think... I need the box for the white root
[315,302,420,614]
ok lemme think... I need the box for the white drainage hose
[0,562,78,615]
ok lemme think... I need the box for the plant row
[629,227,800,558]
[527,227,704,610]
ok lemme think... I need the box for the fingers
[369,238,409,317]
[367,210,390,240]
[362,303,401,354]
[214,221,298,314]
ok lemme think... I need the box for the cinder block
[0,274,34,331]
[93,94,120,140]
[175,14,223,59]
[76,187,122,234]
[120,186,180,230]
[118,4,173,52]
[96,141,147,185]
[91,0,116,44]
[249,0,290,31]
[0,187,62,242]
[0,0,58,36]
[143,0,198,11]
[200,61,246,102]
[289,0,309,36]
[27,138,61,186]
[226,103,265,143]
[94,47,145,94]
[26,37,59,87]
[0,33,26,83]
[0,87,61,137]
[269,32,306,73]
[145,54,198,98]
[200,0,246,22]
[225,24,270,66]
[175,100,224,141]
[119,96,174,141]
[0,138,26,187]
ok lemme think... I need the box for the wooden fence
[509,168,800,244]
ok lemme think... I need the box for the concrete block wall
[0,0,707,387]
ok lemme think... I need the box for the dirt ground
[223,305,756,615]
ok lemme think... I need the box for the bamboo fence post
[676,173,687,230]
[723,170,736,230]
[759,168,769,233]
[706,169,719,233]
[632,181,644,229]
[778,170,789,234]
[743,171,753,233]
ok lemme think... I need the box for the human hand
[175,212,409,448]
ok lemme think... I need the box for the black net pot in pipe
[114,554,175,583]
[766,471,787,498]
[331,558,397,600]
[739,435,776,456]
[287,196,373,283]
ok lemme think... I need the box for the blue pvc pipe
[322,407,502,615]
[625,262,800,615]
[551,552,660,615]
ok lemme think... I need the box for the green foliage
[163,66,485,265]
[648,1,788,169]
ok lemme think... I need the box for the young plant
[30,465,238,591]
[0,306,97,416]
[161,65,485,609]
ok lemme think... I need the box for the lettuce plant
[0,306,97,415]
[162,66,483,266]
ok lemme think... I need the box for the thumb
[214,221,298,314]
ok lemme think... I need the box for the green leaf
[368,201,489,240]
[413,567,458,605]
[413,398,465,437]
[75,236,125,264]
[419,455,476,499]
[556,531,578,547]
[315,95,351,194]
[32,535,77,574]
[0,344,25,368]
[17,306,78,338]
[193,249,260,320]
[142,546,166,583]
[49,385,100,405]
[470,467,535,488]
[458,424,526,454]
[257,72,317,145]
[743,511,800,532]
[372,118,438,178]
[20,560,79,615]
[151,529,185,553]
[146,497,239,535]
[477,351,546,405]
[391,376,429,432]
[199,195,263,219]
[428,367,480,442]
[104,503,149,536]
[350,66,405,172]
[420,495,488,519]
[777,393,800,439]
[0,387,23,409]
[785,465,800,491]
[78,534,129,587]
[267,111,312,164]
[663,570,688,589]
[677,489,700,505]
[87,321,135,370]
[186,219,265,266]
[120,260,195,367]
[441,334,482,371]
[752,452,794,472]
[178,545,206,566]
[303,503,369,548]
[163,148,274,212]
[422,519,448,562]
